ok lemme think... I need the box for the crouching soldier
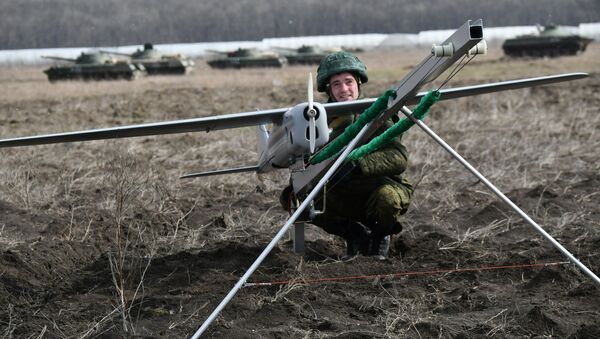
[281,51,413,261]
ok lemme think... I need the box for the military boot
[341,222,370,261]
[368,234,391,261]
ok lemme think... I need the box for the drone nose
[307,72,316,153]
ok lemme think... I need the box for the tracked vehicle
[502,24,594,57]
[42,52,146,82]
[207,48,287,69]
[102,43,194,75]
[275,45,329,65]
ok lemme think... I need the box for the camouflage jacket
[328,114,411,187]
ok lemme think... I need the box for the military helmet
[316,51,368,92]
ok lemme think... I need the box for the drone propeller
[307,72,317,154]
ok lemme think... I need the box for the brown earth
[0,45,599,338]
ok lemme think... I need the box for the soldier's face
[329,72,359,102]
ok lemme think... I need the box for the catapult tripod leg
[191,122,372,338]
[400,106,600,286]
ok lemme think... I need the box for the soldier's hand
[279,185,294,211]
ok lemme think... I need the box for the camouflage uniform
[311,114,413,240]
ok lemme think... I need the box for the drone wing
[0,72,587,148]
[324,72,588,117]
[0,107,287,147]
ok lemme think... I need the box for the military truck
[102,43,194,75]
[42,52,146,82]
[502,24,594,57]
[206,48,287,69]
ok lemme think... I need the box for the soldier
[282,51,413,261]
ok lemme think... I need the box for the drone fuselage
[257,102,328,173]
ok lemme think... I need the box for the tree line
[2,0,599,49]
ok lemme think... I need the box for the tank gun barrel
[206,49,226,55]
[99,50,132,57]
[42,56,76,62]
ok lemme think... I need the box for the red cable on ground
[244,261,569,287]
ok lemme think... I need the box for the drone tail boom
[179,165,260,179]
[180,124,271,179]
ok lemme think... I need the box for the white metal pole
[190,121,373,338]
[400,106,600,286]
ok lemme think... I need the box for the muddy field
[0,45,599,338]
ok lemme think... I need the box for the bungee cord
[437,53,473,90]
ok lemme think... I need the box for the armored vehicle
[42,52,146,82]
[278,45,328,65]
[206,48,287,69]
[502,24,594,57]
[102,43,194,75]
